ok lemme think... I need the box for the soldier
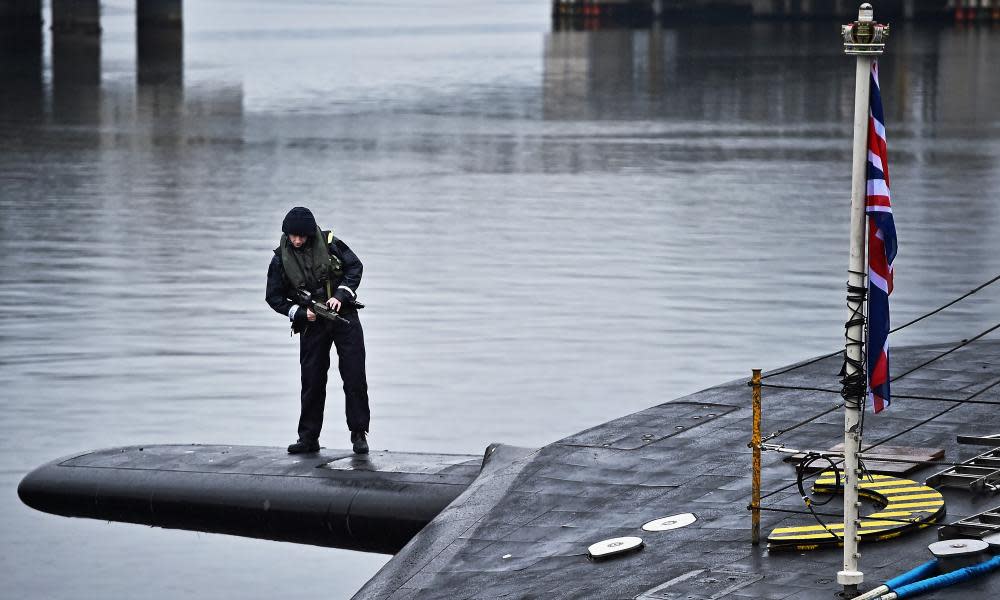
[265,207,370,454]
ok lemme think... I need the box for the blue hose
[885,559,938,590]
[893,555,1000,599]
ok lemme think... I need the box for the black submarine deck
[355,340,1000,599]
[19,340,1000,599]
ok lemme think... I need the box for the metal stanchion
[751,368,762,546]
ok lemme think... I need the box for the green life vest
[279,227,344,299]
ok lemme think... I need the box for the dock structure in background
[0,0,183,37]
[51,0,100,34]
[0,0,185,109]
[0,0,42,37]
[552,0,1000,28]
[136,0,183,88]
[137,0,182,31]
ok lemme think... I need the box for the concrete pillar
[51,0,100,35]
[137,28,182,87]
[51,33,101,122]
[1,1,44,122]
[137,0,183,87]
[49,0,101,122]
[647,23,663,96]
[750,0,778,17]
[0,0,42,34]
[137,0,182,30]
[136,0,184,125]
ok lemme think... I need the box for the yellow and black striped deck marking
[767,471,945,551]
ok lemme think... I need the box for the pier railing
[551,0,999,27]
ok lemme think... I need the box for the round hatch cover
[642,512,697,532]
[928,538,989,558]
[587,536,644,559]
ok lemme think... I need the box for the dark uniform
[265,207,370,453]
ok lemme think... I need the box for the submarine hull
[18,444,485,554]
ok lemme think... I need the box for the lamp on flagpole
[839,4,889,598]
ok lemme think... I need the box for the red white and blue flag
[866,61,897,414]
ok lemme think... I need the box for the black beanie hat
[282,207,317,236]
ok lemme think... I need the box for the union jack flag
[866,61,897,413]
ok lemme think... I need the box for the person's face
[289,234,308,248]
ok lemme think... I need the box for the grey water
[1,1,997,598]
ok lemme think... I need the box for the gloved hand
[291,306,310,333]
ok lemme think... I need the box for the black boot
[351,431,369,454]
[287,439,320,454]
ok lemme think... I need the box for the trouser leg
[333,311,370,433]
[298,320,334,442]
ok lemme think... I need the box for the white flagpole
[839,4,888,598]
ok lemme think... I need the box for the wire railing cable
[750,275,1000,502]
[760,350,843,380]
[759,403,845,443]
[862,378,1000,454]
[760,273,1000,380]
[752,324,1000,445]
[889,273,1000,333]
[757,381,1000,407]
[756,385,994,502]
[757,320,998,399]
[757,377,1000,503]
[888,322,1000,382]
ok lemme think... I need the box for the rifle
[289,289,352,326]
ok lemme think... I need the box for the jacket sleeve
[331,238,363,304]
[265,254,298,319]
